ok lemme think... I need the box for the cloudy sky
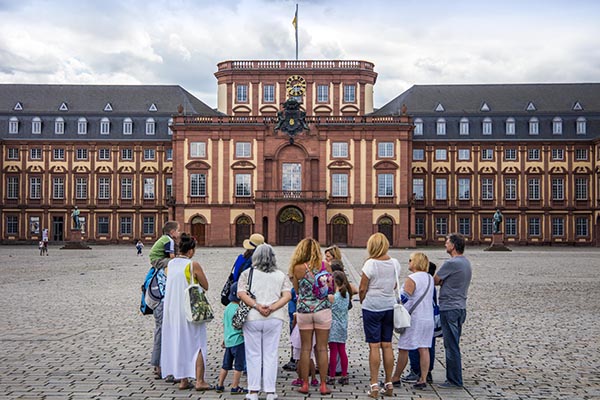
[1,0,599,108]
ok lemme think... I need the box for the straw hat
[243,233,265,250]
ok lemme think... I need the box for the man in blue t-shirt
[434,233,472,389]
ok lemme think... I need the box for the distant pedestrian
[434,233,472,389]
[38,240,46,256]
[136,240,144,256]
[42,228,49,255]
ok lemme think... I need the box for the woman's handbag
[184,263,214,323]
[232,268,255,330]
[394,266,411,334]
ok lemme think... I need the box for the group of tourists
[143,223,472,398]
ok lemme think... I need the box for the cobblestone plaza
[0,245,598,399]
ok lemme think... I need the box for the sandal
[320,382,331,395]
[338,376,349,385]
[368,383,380,398]
[382,382,393,396]
[326,376,337,385]
[297,382,309,394]
[195,384,216,391]
[178,381,194,390]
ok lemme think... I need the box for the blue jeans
[408,337,435,374]
[440,309,467,386]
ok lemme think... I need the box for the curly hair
[252,244,278,273]
[288,238,322,274]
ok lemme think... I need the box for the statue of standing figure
[71,206,81,230]
[493,209,503,234]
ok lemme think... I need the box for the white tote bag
[394,264,411,333]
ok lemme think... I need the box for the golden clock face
[286,75,306,96]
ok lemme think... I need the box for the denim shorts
[222,342,245,371]
[362,308,394,343]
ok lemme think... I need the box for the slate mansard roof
[373,83,600,141]
[0,84,220,140]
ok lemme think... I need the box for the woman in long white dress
[160,233,213,390]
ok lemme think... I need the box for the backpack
[221,256,252,306]
[145,268,166,310]
[311,264,334,300]
[140,266,159,315]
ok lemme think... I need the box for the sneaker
[291,378,303,386]
[310,378,319,386]
[401,371,419,383]
[413,382,427,390]
[231,386,248,394]
[426,372,433,384]
[282,360,297,371]
[215,385,225,393]
[338,376,349,385]
[437,381,462,389]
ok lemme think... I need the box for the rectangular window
[460,120,469,135]
[528,178,540,200]
[98,177,111,199]
[458,217,470,236]
[413,120,423,135]
[30,177,41,199]
[331,174,348,197]
[236,142,251,158]
[143,216,155,235]
[282,163,302,191]
[78,119,87,134]
[236,84,248,102]
[235,174,252,197]
[458,178,470,200]
[190,142,206,158]
[30,148,42,160]
[123,119,133,135]
[528,149,540,160]
[575,217,588,236]
[551,148,564,160]
[553,119,562,134]
[121,148,133,160]
[435,178,447,200]
[165,178,173,199]
[551,178,564,200]
[481,178,494,200]
[75,178,87,199]
[144,178,155,199]
[165,148,173,161]
[528,217,541,236]
[415,217,425,236]
[332,142,349,158]
[481,149,494,160]
[6,216,18,235]
[413,149,425,161]
[32,119,42,134]
[120,216,132,235]
[76,148,88,160]
[7,148,19,160]
[505,119,515,135]
[144,149,155,160]
[377,174,394,197]
[263,84,275,103]
[575,148,588,160]
[435,149,447,161]
[343,84,356,102]
[100,119,110,135]
[575,178,588,200]
[98,148,110,161]
[577,119,586,134]
[55,118,64,134]
[7,177,19,199]
[317,85,329,102]
[53,148,65,160]
[505,217,517,236]
[53,177,64,199]
[482,120,493,135]
[482,217,493,235]
[552,217,564,237]
[458,149,470,160]
[190,173,207,197]
[505,148,517,160]
[529,119,539,135]
[146,121,155,136]
[436,120,446,135]
[97,216,109,235]
[378,142,394,158]
[435,217,448,236]
[413,178,424,200]
[121,178,133,200]
[505,178,517,200]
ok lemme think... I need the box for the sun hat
[243,233,265,250]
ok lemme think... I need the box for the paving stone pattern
[0,245,598,400]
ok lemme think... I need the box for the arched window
[529,117,539,135]
[32,117,42,134]
[146,118,155,135]
[482,117,492,135]
[552,117,562,135]
[460,117,469,135]
[168,117,173,135]
[55,117,64,134]
[505,117,515,135]
[100,117,110,135]
[9,117,19,134]
[123,117,133,135]
[77,117,87,135]
[413,118,423,135]
[576,117,586,134]
[436,118,446,135]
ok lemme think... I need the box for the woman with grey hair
[237,244,293,400]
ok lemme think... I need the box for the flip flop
[178,381,194,390]
[195,384,216,391]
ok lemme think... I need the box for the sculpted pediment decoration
[340,104,359,113]
[479,166,496,174]
[73,165,90,173]
[373,160,398,170]
[232,105,252,114]
[314,105,333,114]
[95,165,112,174]
[574,166,591,174]
[259,105,279,114]
[50,165,66,173]
[5,165,21,173]
[186,160,211,171]
[163,166,173,174]
[595,166,600,173]
[457,166,474,174]
[412,166,426,174]
[327,160,352,170]
[433,166,450,174]
[526,166,542,174]
[140,166,158,174]
[231,160,256,170]
[550,166,566,174]
[26,165,43,173]
[502,166,520,174]
[118,166,134,174]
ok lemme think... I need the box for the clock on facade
[286,75,306,97]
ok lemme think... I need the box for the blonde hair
[410,252,429,272]
[367,233,389,259]
[289,238,322,274]
[324,245,342,260]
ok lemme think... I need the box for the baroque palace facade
[1,61,599,246]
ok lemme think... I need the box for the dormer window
[168,118,173,135]
[32,117,42,134]
[552,117,562,134]
[146,118,155,135]
[77,117,87,135]
[100,117,110,135]
[482,117,492,135]
[413,118,423,135]
[123,118,133,135]
[529,117,539,135]
[505,118,515,135]
[576,117,586,134]
[436,118,446,135]
[55,117,64,134]
[460,118,469,135]
[9,117,19,134]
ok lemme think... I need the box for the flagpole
[295,4,298,60]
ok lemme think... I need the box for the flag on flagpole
[293,4,298,60]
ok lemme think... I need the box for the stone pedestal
[61,229,91,250]
[484,233,511,251]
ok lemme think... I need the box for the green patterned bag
[184,263,214,323]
